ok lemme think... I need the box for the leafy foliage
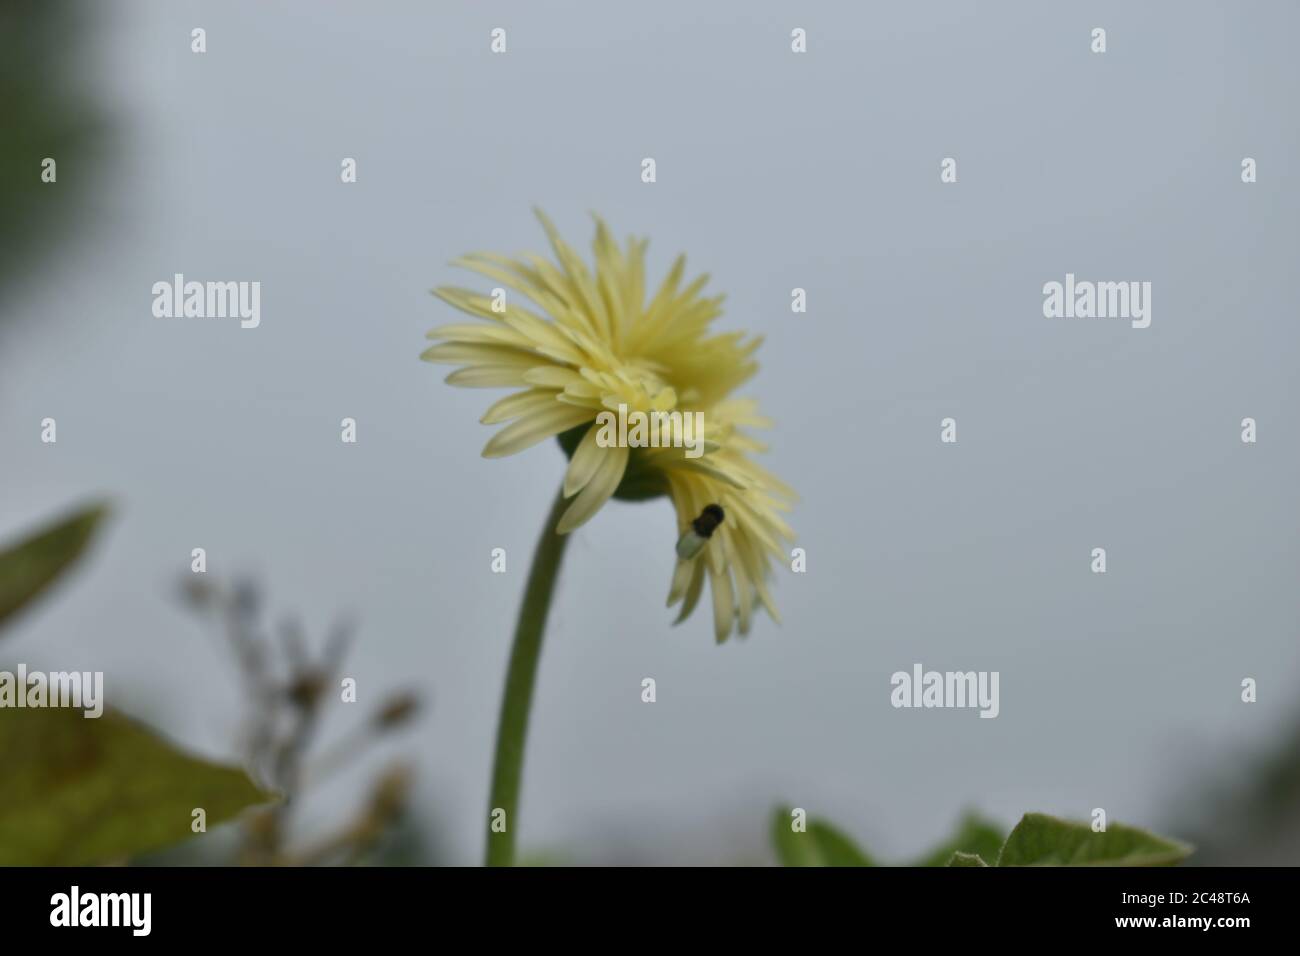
[0,502,274,864]
[912,812,1005,867]
[0,0,104,322]
[0,502,108,631]
[0,707,273,865]
[997,812,1192,867]
[772,807,875,866]
[770,806,1191,867]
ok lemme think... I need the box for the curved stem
[485,486,571,866]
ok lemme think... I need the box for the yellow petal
[445,366,531,388]
[556,444,628,533]
[672,560,706,624]
[480,389,559,425]
[729,536,754,636]
[651,387,677,412]
[431,286,503,321]
[708,561,735,643]
[420,342,538,367]
[481,403,593,458]
[426,323,531,348]
[523,366,586,389]
[562,423,604,498]
[666,557,695,606]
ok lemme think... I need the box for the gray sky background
[3,0,1298,863]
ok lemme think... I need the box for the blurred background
[2,0,1298,864]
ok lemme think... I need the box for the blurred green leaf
[517,850,576,867]
[0,707,274,865]
[913,811,1005,867]
[997,813,1192,867]
[0,502,108,633]
[771,806,874,866]
[0,0,106,322]
[947,851,988,867]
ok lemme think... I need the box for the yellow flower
[423,211,795,641]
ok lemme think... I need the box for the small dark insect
[676,504,726,560]
[692,504,725,537]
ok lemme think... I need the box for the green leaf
[0,707,275,865]
[771,806,874,866]
[913,811,1005,867]
[947,851,988,867]
[997,813,1192,867]
[0,502,109,633]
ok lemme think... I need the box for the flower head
[423,211,794,641]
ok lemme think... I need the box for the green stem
[485,486,571,866]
